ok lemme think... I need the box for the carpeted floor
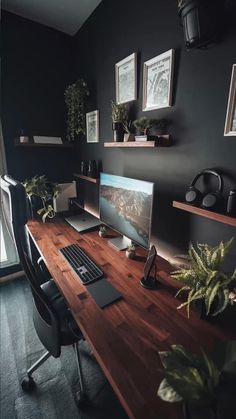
[0,277,128,419]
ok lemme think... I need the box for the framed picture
[115,52,137,104]
[224,64,236,136]
[86,110,99,143]
[142,49,175,111]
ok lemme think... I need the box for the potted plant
[150,118,168,136]
[157,341,236,419]
[126,243,136,259]
[23,175,61,222]
[111,101,128,142]
[171,239,236,318]
[64,79,89,142]
[133,117,152,141]
[99,225,107,238]
[177,0,223,50]
[123,121,135,142]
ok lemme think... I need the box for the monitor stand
[108,235,132,251]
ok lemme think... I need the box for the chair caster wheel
[75,390,87,406]
[21,375,35,392]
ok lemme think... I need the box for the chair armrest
[37,256,51,284]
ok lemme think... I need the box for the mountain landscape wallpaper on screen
[100,174,153,248]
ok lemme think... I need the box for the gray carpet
[0,277,128,419]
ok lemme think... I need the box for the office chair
[0,175,86,404]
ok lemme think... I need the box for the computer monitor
[99,173,154,250]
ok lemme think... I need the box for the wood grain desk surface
[27,219,234,419]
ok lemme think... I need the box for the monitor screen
[99,173,154,249]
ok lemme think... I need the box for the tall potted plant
[64,79,89,142]
[111,101,128,142]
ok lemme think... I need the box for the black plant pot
[112,122,124,142]
[27,195,43,219]
[179,0,223,49]
[183,403,218,419]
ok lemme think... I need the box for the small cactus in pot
[126,244,136,259]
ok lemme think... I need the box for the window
[0,120,19,270]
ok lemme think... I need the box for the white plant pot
[126,250,136,259]
[124,133,135,142]
[135,135,148,142]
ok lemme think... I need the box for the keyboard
[60,243,104,285]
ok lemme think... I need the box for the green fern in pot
[171,238,236,318]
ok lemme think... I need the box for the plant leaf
[205,281,220,315]
[157,378,182,403]
[164,367,210,403]
[211,288,229,316]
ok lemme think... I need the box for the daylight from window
[0,222,7,263]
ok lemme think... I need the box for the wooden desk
[27,219,234,419]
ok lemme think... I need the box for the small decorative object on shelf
[80,160,88,175]
[98,225,107,238]
[64,79,89,142]
[123,121,135,142]
[133,117,168,141]
[171,238,236,319]
[157,341,236,419]
[23,175,61,222]
[19,129,29,144]
[87,160,97,178]
[227,189,236,216]
[111,101,128,142]
[133,117,152,141]
[151,118,169,136]
[125,243,136,259]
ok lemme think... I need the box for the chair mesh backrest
[0,175,28,252]
[0,175,60,356]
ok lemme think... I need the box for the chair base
[21,341,86,404]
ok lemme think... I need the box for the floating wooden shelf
[14,139,73,148]
[104,135,171,148]
[173,201,236,228]
[104,141,156,148]
[74,173,99,184]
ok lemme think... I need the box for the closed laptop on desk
[65,213,101,233]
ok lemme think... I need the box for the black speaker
[185,169,223,211]
[140,245,158,290]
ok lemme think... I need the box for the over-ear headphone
[185,169,223,210]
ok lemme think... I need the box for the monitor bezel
[99,172,154,250]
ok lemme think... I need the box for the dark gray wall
[2,2,236,266]
[73,0,236,265]
[1,11,77,183]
